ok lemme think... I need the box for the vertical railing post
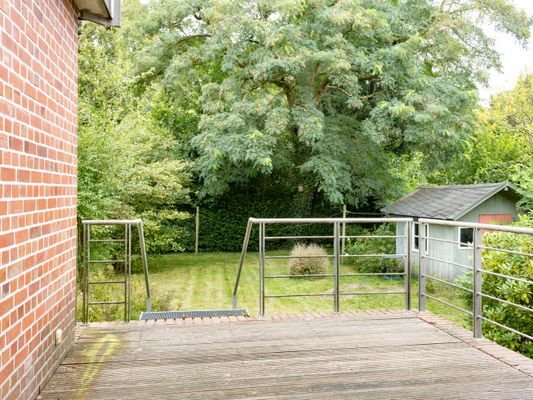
[127,223,132,322]
[333,222,340,313]
[123,224,129,322]
[473,227,483,338]
[259,222,265,317]
[341,205,347,255]
[418,222,427,312]
[85,224,91,323]
[82,223,87,324]
[404,221,411,310]
[233,219,253,309]
[137,221,151,312]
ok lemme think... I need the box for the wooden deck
[39,311,533,399]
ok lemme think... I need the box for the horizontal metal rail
[477,245,533,257]
[340,291,404,296]
[342,235,402,239]
[342,253,405,258]
[418,218,533,235]
[265,235,334,240]
[88,301,126,305]
[249,217,413,224]
[89,239,127,243]
[340,272,405,277]
[425,236,466,246]
[88,259,125,263]
[479,316,533,341]
[423,274,473,293]
[479,292,533,313]
[264,254,333,260]
[265,274,334,279]
[479,269,533,286]
[82,219,143,225]
[422,255,473,270]
[265,293,334,298]
[265,272,405,279]
[424,294,473,316]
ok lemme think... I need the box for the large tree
[136,0,530,207]
[78,1,191,252]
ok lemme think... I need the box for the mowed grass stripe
[79,252,466,326]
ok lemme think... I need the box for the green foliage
[431,74,533,211]
[78,1,191,253]
[177,174,341,252]
[457,214,533,357]
[288,244,329,277]
[136,0,530,208]
[344,224,400,273]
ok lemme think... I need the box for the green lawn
[79,251,471,328]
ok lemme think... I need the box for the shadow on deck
[39,311,533,399]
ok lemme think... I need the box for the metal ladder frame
[81,219,151,323]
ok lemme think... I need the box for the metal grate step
[139,309,249,321]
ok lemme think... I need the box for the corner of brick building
[1,1,79,399]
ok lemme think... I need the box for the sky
[481,0,533,102]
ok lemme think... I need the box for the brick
[0,1,79,398]
[1,167,16,181]
[0,233,14,248]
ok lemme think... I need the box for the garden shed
[382,182,521,281]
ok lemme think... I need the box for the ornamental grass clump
[289,243,328,277]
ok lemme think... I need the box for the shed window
[413,223,429,254]
[459,227,474,248]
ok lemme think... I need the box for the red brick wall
[0,1,78,399]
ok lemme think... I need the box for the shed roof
[382,182,519,220]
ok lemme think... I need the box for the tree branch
[176,34,211,44]
[315,77,329,104]
[272,80,295,107]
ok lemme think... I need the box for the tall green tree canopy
[78,1,191,252]
[136,0,530,207]
[431,74,533,210]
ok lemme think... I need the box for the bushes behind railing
[344,224,401,273]
[288,243,329,277]
[456,216,533,358]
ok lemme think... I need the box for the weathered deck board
[39,312,533,399]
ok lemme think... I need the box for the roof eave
[75,0,121,27]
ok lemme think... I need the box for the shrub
[289,243,329,277]
[456,214,533,357]
[344,224,401,273]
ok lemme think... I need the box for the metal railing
[233,216,532,342]
[233,217,412,316]
[81,219,151,323]
[418,218,533,340]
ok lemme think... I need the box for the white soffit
[75,0,120,27]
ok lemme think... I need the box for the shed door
[478,214,513,224]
